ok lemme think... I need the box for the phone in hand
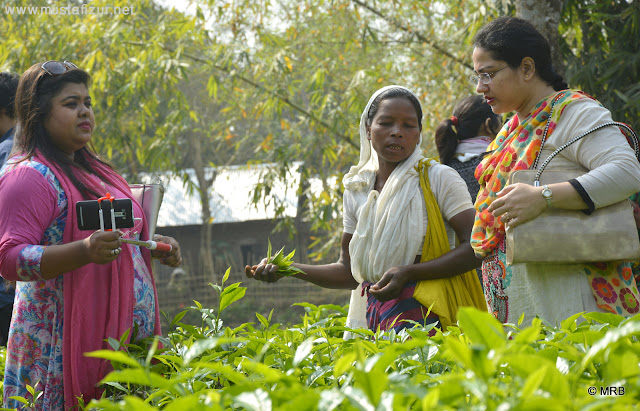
[76,198,134,230]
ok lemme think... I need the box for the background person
[0,72,19,165]
[0,61,182,410]
[470,17,640,326]
[434,95,502,202]
[0,72,19,347]
[246,85,485,335]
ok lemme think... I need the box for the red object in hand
[149,241,172,252]
[119,238,172,252]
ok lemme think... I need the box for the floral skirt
[482,240,640,323]
[362,281,439,335]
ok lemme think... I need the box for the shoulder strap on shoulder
[416,158,449,261]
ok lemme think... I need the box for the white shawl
[343,85,426,332]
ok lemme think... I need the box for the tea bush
[2,268,639,410]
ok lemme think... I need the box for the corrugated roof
[135,162,303,227]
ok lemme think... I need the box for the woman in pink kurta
[0,61,182,410]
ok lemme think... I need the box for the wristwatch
[541,184,553,208]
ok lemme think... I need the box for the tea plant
[1,268,639,410]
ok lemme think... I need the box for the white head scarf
[342,85,423,192]
[343,85,426,332]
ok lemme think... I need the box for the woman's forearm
[403,242,482,283]
[291,261,358,289]
[545,182,588,210]
[40,241,92,280]
[40,231,122,280]
[246,232,358,289]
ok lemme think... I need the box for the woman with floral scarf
[470,17,640,325]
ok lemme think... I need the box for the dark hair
[435,95,501,164]
[14,62,113,198]
[0,72,19,118]
[366,87,423,131]
[473,16,568,91]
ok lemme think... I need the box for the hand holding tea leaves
[265,240,305,277]
[245,240,305,283]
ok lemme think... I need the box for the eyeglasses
[469,66,508,86]
[40,60,78,76]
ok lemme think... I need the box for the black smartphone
[76,198,135,230]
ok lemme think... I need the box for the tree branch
[350,0,473,70]
[126,41,358,149]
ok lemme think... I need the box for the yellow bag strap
[416,158,450,261]
[413,158,486,328]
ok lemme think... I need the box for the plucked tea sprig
[266,239,305,276]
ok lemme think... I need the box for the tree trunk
[515,0,564,75]
[191,136,217,289]
[295,164,310,264]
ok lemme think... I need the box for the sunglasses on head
[40,60,78,76]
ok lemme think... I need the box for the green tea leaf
[164,393,221,411]
[219,282,247,312]
[8,396,30,405]
[256,312,270,329]
[519,365,547,399]
[353,368,387,406]
[184,338,238,364]
[582,311,625,327]
[222,267,231,284]
[112,396,157,410]
[171,310,188,327]
[514,317,542,344]
[264,242,305,276]
[101,368,172,389]
[560,312,584,332]
[334,352,357,376]
[285,249,295,261]
[457,307,506,349]
[197,361,249,385]
[582,321,640,370]
[342,386,374,411]
[293,337,315,367]
[233,388,272,411]
[85,350,142,369]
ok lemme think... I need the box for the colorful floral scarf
[470,90,640,319]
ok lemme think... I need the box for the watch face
[542,188,552,198]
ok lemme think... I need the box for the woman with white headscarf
[246,86,486,334]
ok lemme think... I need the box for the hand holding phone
[82,230,123,264]
[76,198,134,231]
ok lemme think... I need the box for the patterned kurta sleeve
[0,164,62,281]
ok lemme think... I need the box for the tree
[0,0,521,265]
[4,0,636,272]
[515,0,564,73]
[560,0,640,124]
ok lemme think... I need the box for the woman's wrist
[400,263,421,284]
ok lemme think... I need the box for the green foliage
[2,270,634,410]
[560,0,640,125]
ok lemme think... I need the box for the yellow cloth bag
[413,159,487,329]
